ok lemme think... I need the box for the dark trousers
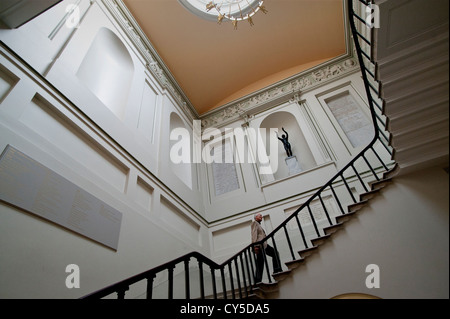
[254,245,282,283]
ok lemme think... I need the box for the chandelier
[179,0,268,29]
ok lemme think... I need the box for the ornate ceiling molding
[200,57,359,129]
[102,0,356,129]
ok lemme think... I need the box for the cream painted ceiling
[121,0,346,115]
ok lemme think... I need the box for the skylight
[179,0,266,25]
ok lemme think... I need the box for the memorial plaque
[326,93,373,147]
[211,141,240,196]
[0,145,122,250]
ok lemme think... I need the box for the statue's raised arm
[276,128,293,157]
[275,131,283,142]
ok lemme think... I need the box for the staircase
[81,0,448,300]
[373,0,449,175]
[243,169,395,299]
[247,0,449,298]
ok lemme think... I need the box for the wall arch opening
[260,111,316,180]
[77,27,134,119]
[169,112,193,189]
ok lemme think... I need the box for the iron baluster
[283,225,296,260]
[234,258,242,299]
[220,267,227,299]
[198,260,205,299]
[319,193,333,226]
[210,266,217,299]
[228,262,235,299]
[168,266,174,299]
[184,259,190,299]
[294,213,309,249]
[330,184,346,215]
[146,274,155,300]
[307,204,321,237]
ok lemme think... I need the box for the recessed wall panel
[325,92,373,148]
[0,64,19,104]
[76,27,134,119]
[212,221,251,253]
[136,176,153,211]
[0,145,122,250]
[211,140,240,196]
[137,80,158,142]
[20,94,129,193]
[160,196,200,246]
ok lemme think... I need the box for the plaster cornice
[200,55,359,129]
[102,0,357,129]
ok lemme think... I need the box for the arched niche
[260,111,317,181]
[169,112,193,189]
[76,27,134,119]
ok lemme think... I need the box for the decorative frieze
[200,58,359,129]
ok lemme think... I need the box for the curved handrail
[82,0,393,299]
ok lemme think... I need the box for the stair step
[335,211,357,224]
[272,269,292,282]
[383,163,399,179]
[298,246,319,259]
[348,200,368,212]
[323,222,344,235]
[255,281,279,293]
[370,178,392,191]
[285,258,305,270]
[251,281,279,299]
[311,234,331,246]
[360,189,380,201]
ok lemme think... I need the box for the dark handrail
[82,0,393,299]
[82,251,221,299]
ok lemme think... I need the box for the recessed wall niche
[0,64,19,104]
[76,27,134,120]
[169,112,193,189]
[260,111,317,181]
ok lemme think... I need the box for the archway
[77,27,134,119]
[260,111,316,180]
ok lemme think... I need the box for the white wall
[0,0,208,298]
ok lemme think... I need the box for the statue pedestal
[285,156,302,175]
